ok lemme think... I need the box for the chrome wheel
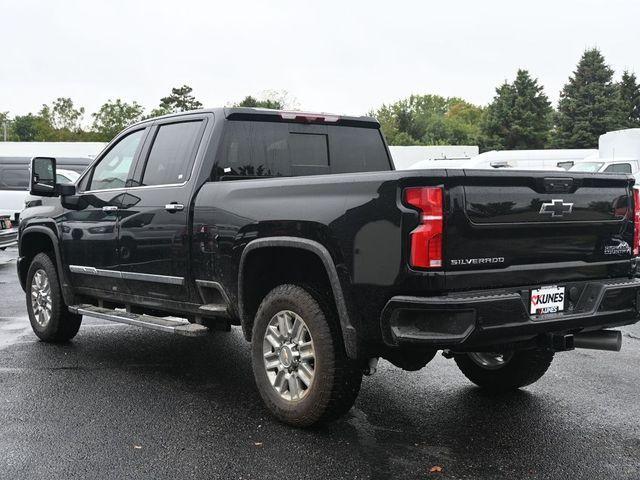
[263,310,315,401]
[31,269,52,327]
[468,352,514,370]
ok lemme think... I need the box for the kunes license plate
[530,286,565,315]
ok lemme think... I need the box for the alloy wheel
[31,269,52,327]
[262,310,316,401]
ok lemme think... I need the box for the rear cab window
[215,119,391,179]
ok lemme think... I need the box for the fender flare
[238,236,359,359]
[19,225,74,305]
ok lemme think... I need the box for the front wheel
[26,253,82,343]
[454,348,554,392]
[251,284,362,427]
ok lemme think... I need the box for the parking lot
[0,246,639,479]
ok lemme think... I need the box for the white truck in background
[571,129,640,176]
[0,142,105,222]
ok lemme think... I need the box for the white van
[0,158,89,222]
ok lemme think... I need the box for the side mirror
[30,157,58,197]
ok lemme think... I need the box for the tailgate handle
[543,177,574,193]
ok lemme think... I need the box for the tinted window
[141,121,203,186]
[0,168,29,190]
[328,126,390,174]
[604,163,632,173]
[90,129,145,191]
[216,121,390,179]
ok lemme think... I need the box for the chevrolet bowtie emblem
[539,199,573,217]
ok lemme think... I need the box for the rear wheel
[251,284,362,427]
[26,253,82,343]
[454,348,554,392]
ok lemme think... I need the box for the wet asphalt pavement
[0,247,639,479]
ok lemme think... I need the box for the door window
[140,121,203,186]
[89,129,145,191]
[604,163,632,173]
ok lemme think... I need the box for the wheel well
[240,247,335,341]
[18,232,56,289]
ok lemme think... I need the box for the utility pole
[2,122,6,142]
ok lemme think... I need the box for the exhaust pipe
[573,330,622,352]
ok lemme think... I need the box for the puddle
[0,316,32,349]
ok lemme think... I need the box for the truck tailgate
[444,170,635,290]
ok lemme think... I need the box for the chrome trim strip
[82,181,188,195]
[69,265,183,285]
[121,271,184,285]
[69,265,122,278]
[98,269,123,279]
[69,265,98,275]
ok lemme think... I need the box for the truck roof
[138,107,380,129]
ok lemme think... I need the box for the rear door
[444,170,634,290]
[118,115,208,302]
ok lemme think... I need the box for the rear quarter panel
[191,170,447,344]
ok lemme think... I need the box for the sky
[1,0,639,120]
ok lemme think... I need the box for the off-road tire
[454,348,554,392]
[26,253,82,342]
[251,284,362,427]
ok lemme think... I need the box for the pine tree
[555,49,624,148]
[618,71,640,128]
[481,69,553,150]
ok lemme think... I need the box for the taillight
[634,188,640,256]
[404,186,443,269]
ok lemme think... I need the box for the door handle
[165,203,184,212]
[102,206,118,212]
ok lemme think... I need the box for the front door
[118,117,207,303]
[62,128,147,293]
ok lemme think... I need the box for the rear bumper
[0,227,18,249]
[381,277,640,350]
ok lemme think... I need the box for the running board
[198,304,228,315]
[68,304,210,337]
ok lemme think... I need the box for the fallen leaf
[429,466,443,473]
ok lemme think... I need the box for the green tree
[156,85,203,114]
[40,97,85,132]
[618,70,640,128]
[12,114,45,141]
[371,94,483,146]
[235,95,283,109]
[92,99,145,141]
[481,69,553,150]
[555,49,625,148]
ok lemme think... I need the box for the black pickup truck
[18,108,640,426]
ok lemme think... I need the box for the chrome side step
[68,304,210,337]
[198,304,228,315]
